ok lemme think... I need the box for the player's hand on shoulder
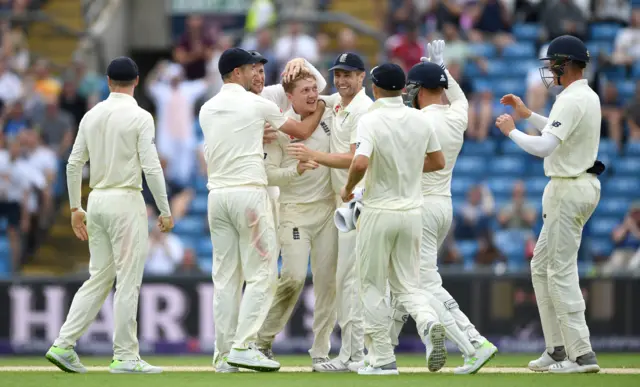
[296,160,319,175]
[287,143,313,161]
[495,114,516,136]
[158,216,174,233]
[263,122,278,144]
[70,209,88,241]
[500,94,532,119]
[427,40,446,67]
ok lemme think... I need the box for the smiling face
[333,69,364,99]
[285,75,318,116]
[250,63,265,94]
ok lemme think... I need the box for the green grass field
[1,353,639,387]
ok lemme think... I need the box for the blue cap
[248,50,269,64]
[106,57,139,82]
[218,47,262,76]
[329,52,365,72]
[370,63,406,91]
[407,61,448,90]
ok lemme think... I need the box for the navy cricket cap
[106,57,139,82]
[218,47,262,76]
[370,63,406,91]
[248,50,268,64]
[329,52,365,72]
[407,61,448,90]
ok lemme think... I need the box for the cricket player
[45,57,172,374]
[256,70,338,366]
[401,40,498,374]
[495,35,603,374]
[287,52,373,372]
[340,63,447,375]
[199,48,326,373]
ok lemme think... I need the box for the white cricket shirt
[541,79,601,178]
[264,107,334,204]
[66,93,171,216]
[355,97,441,211]
[421,69,468,197]
[199,83,289,190]
[325,88,373,194]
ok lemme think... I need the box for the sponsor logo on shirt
[320,121,331,135]
[292,227,300,240]
[356,142,361,149]
[264,153,267,160]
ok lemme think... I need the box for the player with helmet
[496,35,603,374]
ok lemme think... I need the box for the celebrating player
[402,40,498,374]
[256,70,338,367]
[341,63,447,375]
[46,57,172,374]
[496,35,603,374]
[287,52,373,373]
[199,48,325,373]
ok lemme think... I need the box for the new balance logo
[264,153,267,160]
[320,121,330,135]
[440,75,446,82]
[551,120,562,127]
[292,227,300,240]
[443,299,459,310]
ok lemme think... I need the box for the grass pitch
[0,353,638,387]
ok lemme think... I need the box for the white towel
[333,188,365,233]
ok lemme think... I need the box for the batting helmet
[539,35,590,88]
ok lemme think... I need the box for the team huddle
[44,34,603,375]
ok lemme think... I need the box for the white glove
[427,40,446,68]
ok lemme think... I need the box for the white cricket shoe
[549,359,600,374]
[109,359,163,374]
[347,359,366,372]
[45,346,87,373]
[357,361,399,375]
[454,339,498,375]
[226,347,280,372]
[312,358,349,372]
[424,321,447,372]
[214,356,239,373]
[528,351,564,372]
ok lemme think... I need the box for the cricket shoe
[109,359,163,374]
[347,359,367,372]
[549,352,600,374]
[357,361,399,375]
[424,321,447,372]
[226,347,280,372]
[312,357,349,373]
[257,345,275,360]
[214,356,239,373]
[45,346,87,373]
[528,347,566,372]
[454,339,498,375]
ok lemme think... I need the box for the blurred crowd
[2,0,639,276]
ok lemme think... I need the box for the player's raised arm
[425,40,469,114]
[137,114,171,218]
[66,117,90,211]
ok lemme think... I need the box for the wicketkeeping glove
[427,39,446,68]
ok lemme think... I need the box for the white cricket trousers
[335,196,365,363]
[531,175,600,361]
[208,186,279,362]
[54,188,148,361]
[257,199,338,358]
[357,207,439,367]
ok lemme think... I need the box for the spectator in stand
[513,0,545,23]
[593,0,631,26]
[274,22,319,72]
[524,44,551,133]
[0,56,23,106]
[173,15,215,81]
[1,22,30,74]
[19,128,56,215]
[58,78,87,131]
[32,59,61,101]
[387,22,426,72]
[439,228,462,266]
[175,248,203,275]
[32,97,73,159]
[475,231,505,266]
[611,8,640,67]
[600,82,624,149]
[541,0,588,42]
[455,184,495,240]
[207,34,234,96]
[2,101,28,140]
[72,59,105,108]
[432,0,466,32]
[498,180,536,230]
[468,0,514,49]
[144,216,186,276]
[240,28,278,86]
[603,201,640,274]
[623,80,640,143]
[387,0,424,34]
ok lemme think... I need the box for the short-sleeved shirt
[324,88,373,194]
[199,83,289,190]
[355,96,441,211]
[541,79,601,178]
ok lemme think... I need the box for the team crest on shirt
[335,104,341,113]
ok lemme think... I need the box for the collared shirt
[264,107,334,204]
[199,83,289,190]
[66,92,171,215]
[421,69,468,197]
[324,88,373,194]
[541,79,601,178]
[355,96,441,211]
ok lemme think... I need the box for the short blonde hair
[282,69,315,93]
